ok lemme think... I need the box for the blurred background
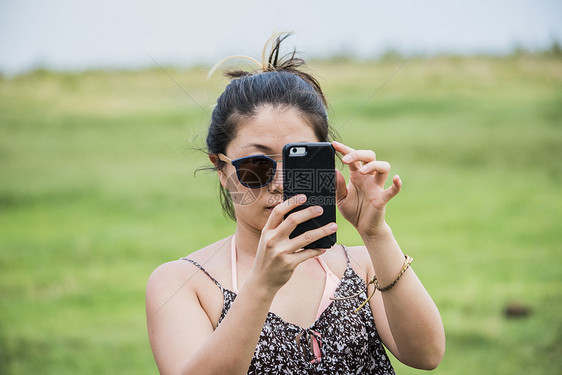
[1,1,561,374]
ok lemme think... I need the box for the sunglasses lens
[237,156,276,188]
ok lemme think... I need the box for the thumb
[335,169,347,203]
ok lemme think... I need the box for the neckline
[230,233,341,291]
[229,234,356,330]
[221,263,359,331]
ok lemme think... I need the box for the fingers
[342,149,377,164]
[334,141,383,176]
[332,140,354,154]
[291,248,327,265]
[276,204,326,239]
[265,194,307,229]
[290,222,338,251]
[358,160,390,174]
[332,141,360,172]
[266,194,336,248]
[261,197,336,271]
[267,194,337,252]
[333,141,397,189]
[359,161,390,186]
[383,175,402,202]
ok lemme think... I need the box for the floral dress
[182,246,395,375]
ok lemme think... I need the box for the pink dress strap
[231,233,339,317]
[315,256,341,320]
[230,234,341,364]
[231,234,239,294]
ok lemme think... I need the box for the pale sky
[0,0,561,75]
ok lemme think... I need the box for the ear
[209,154,228,189]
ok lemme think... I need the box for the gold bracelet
[372,254,413,292]
[353,254,413,312]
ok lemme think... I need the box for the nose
[268,161,283,193]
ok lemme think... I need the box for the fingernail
[360,166,368,173]
[329,223,338,231]
[342,155,351,162]
[299,194,307,202]
[315,206,323,214]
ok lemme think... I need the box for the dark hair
[205,33,339,221]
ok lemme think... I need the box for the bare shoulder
[145,236,232,314]
[146,259,193,290]
[147,236,232,284]
[185,235,233,267]
[146,240,231,374]
[342,244,374,281]
[145,260,199,316]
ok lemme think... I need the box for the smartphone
[283,142,336,249]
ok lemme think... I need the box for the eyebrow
[244,143,273,152]
[243,141,312,153]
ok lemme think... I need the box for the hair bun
[208,33,327,106]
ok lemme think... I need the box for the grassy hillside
[1,54,561,374]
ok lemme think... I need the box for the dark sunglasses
[217,153,282,188]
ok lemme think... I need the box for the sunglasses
[217,153,282,188]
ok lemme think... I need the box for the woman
[146,34,445,374]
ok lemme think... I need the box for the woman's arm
[146,195,337,375]
[363,225,445,370]
[332,141,445,369]
[146,261,276,375]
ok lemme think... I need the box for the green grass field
[1,54,561,374]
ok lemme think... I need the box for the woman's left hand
[332,141,402,238]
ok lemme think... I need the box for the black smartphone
[283,142,336,249]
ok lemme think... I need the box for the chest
[200,260,335,329]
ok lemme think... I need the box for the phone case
[283,142,336,249]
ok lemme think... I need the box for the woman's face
[220,105,320,233]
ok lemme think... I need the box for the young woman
[146,34,445,375]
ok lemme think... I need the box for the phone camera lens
[291,148,297,154]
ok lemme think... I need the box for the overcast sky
[1,0,561,75]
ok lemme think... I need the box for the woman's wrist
[358,222,393,244]
[242,271,279,302]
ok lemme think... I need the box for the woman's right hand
[249,194,338,293]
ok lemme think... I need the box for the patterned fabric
[182,249,396,375]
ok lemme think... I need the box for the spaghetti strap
[180,257,224,291]
[340,244,351,267]
[231,234,239,294]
